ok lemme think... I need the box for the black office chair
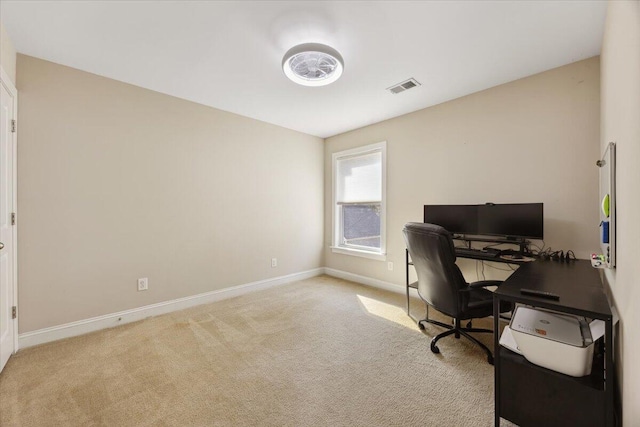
[402,222,511,364]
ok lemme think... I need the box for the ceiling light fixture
[282,43,344,87]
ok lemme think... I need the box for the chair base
[418,317,495,365]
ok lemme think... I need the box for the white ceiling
[1,1,606,138]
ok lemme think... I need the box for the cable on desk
[528,240,547,253]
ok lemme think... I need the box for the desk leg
[405,249,410,314]
[494,296,501,427]
[606,318,614,427]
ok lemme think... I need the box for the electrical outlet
[271,258,277,268]
[388,262,394,271]
[137,277,148,291]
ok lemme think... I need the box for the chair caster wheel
[487,355,494,365]
[418,321,426,330]
[466,321,473,328]
[430,343,440,354]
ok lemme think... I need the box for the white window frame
[331,141,387,261]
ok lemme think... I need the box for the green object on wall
[602,194,610,218]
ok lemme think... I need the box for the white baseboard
[18,268,324,350]
[323,267,418,297]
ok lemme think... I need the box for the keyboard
[455,247,500,258]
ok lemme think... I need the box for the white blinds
[336,151,382,203]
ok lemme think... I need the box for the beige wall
[0,21,17,85]
[325,57,601,285]
[17,55,324,333]
[601,1,640,425]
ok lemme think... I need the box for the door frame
[1,65,18,354]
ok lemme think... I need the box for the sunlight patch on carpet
[356,295,419,330]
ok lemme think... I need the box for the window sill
[330,246,387,261]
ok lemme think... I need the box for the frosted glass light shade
[282,43,344,87]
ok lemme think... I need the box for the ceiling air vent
[387,78,421,94]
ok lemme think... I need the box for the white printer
[506,306,596,377]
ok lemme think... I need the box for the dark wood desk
[493,260,614,427]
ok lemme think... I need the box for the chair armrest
[468,280,503,289]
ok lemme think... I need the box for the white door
[0,70,17,373]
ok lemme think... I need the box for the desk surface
[495,260,611,319]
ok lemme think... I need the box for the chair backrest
[402,222,467,317]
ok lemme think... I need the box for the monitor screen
[423,203,544,240]
[478,203,544,240]
[423,205,478,235]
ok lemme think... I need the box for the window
[332,141,386,260]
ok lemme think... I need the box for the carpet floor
[0,275,512,426]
